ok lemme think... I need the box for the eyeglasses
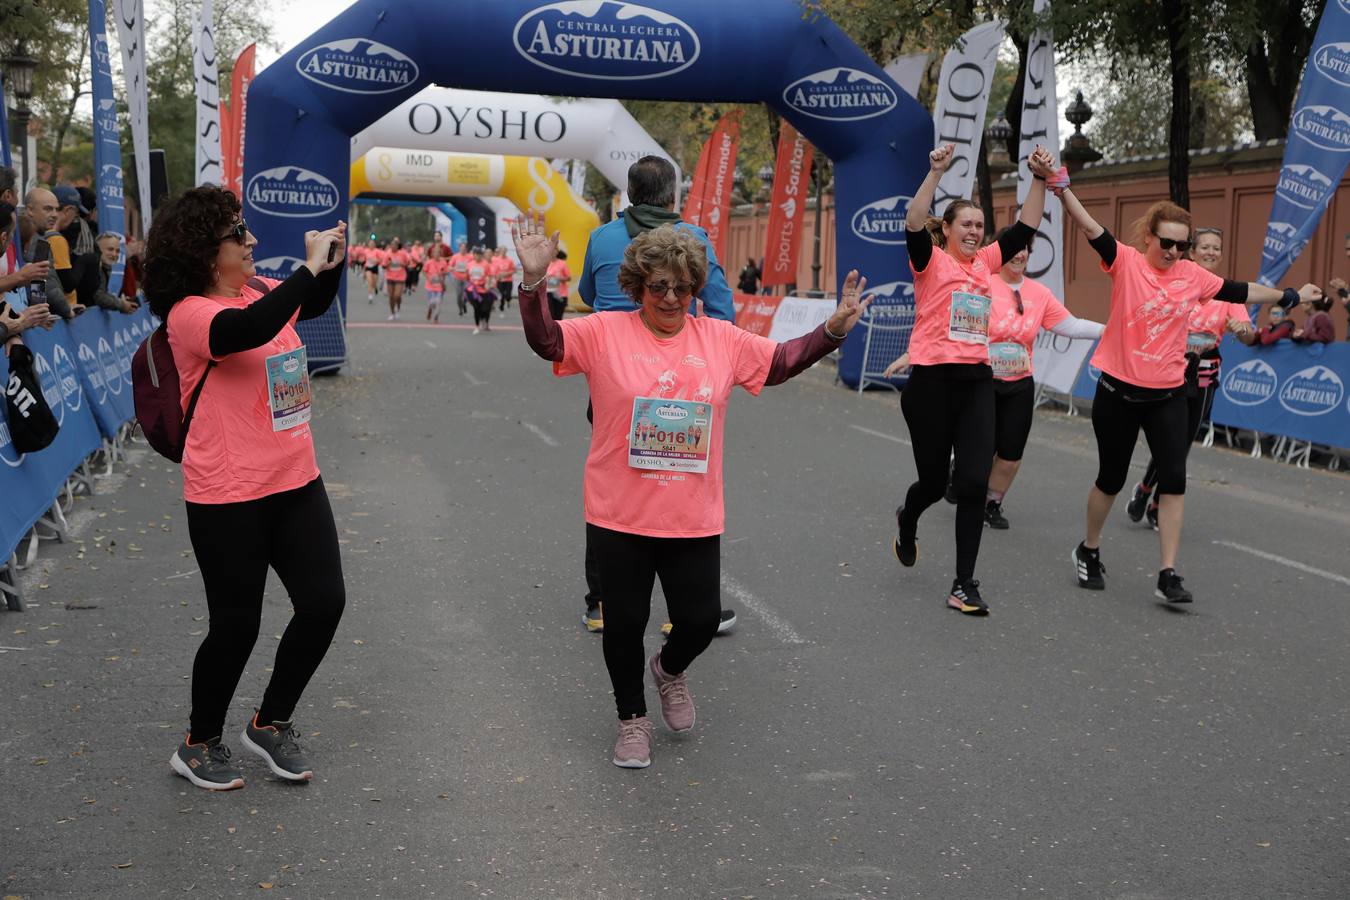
[218,219,250,244]
[645,280,695,299]
[1153,233,1192,253]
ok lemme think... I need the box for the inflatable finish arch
[244,0,932,379]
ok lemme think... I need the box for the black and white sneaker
[1145,502,1159,532]
[170,735,245,791]
[947,579,989,615]
[1073,542,1106,590]
[716,609,737,634]
[893,506,918,567]
[1155,568,1193,603]
[984,500,1009,530]
[240,714,314,782]
[1126,483,1151,522]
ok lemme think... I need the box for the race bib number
[266,347,312,432]
[949,291,991,344]
[1186,331,1218,356]
[989,341,1031,380]
[547,277,561,291]
[628,396,712,474]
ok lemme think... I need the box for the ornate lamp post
[1062,90,1103,173]
[756,162,773,202]
[679,174,692,208]
[985,111,1014,176]
[3,43,39,192]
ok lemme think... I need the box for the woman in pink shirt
[466,247,494,333]
[546,251,572,321]
[422,243,450,323]
[1056,187,1323,603]
[383,238,409,321]
[363,239,382,304]
[891,141,1056,616]
[142,186,347,791]
[513,214,869,769]
[492,247,516,311]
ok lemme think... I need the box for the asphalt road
[4,282,1349,899]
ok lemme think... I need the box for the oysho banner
[1258,0,1350,285]
[761,122,812,288]
[1016,0,1064,302]
[193,0,223,185]
[931,19,1005,215]
[89,0,127,295]
[113,0,152,230]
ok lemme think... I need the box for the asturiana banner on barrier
[1257,0,1350,285]
[761,122,812,288]
[1211,340,1350,449]
[89,0,127,295]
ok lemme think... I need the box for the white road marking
[849,424,911,446]
[721,574,806,645]
[1212,540,1350,588]
[521,421,559,447]
[424,340,437,349]
[165,569,200,581]
[463,371,484,386]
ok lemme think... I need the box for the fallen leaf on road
[227,827,236,834]
[33,758,48,766]
[1257,842,1271,848]
[113,862,133,869]
[258,882,274,889]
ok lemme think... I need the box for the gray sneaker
[170,735,245,791]
[612,716,653,768]
[240,714,314,782]
[649,652,696,733]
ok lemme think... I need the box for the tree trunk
[50,29,89,177]
[975,135,996,229]
[1244,44,1287,141]
[1163,0,1192,209]
[1242,0,1326,141]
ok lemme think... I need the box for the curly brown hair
[616,225,708,304]
[142,186,241,318]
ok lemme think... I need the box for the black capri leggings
[898,364,995,582]
[1091,374,1189,497]
[587,523,721,720]
[184,476,346,741]
[1141,381,1216,492]
[993,376,1036,462]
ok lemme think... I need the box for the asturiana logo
[296,39,419,94]
[1222,358,1278,407]
[655,403,689,421]
[1262,222,1308,262]
[98,336,121,396]
[513,1,701,81]
[783,68,898,122]
[253,256,307,280]
[865,281,916,318]
[1279,365,1344,416]
[33,352,65,427]
[1314,42,1350,87]
[51,343,82,413]
[78,342,107,403]
[247,167,339,219]
[851,196,912,245]
[1275,164,1333,210]
[1291,105,1350,152]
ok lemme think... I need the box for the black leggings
[497,280,513,309]
[898,364,995,582]
[587,524,720,719]
[469,290,494,326]
[993,376,1036,462]
[1141,381,1216,492]
[184,477,346,740]
[1091,375,1188,496]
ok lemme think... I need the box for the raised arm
[765,270,871,386]
[512,210,565,362]
[1056,187,1105,240]
[905,144,952,233]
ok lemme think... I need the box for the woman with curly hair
[142,185,348,790]
[513,214,871,769]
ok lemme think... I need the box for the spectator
[1293,294,1335,344]
[22,188,80,318]
[1259,304,1294,345]
[737,257,761,294]
[1329,231,1349,324]
[0,170,52,297]
[54,184,101,307]
[0,202,52,354]
[95,232,140,313]
[0,165,18,274]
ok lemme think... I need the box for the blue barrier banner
[66,306,145,439]
[1257,0,1350,285]
[1070,339,1103,402]
[1211,340,1350,449]
[89,0,128,295]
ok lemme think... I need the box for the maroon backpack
[132,277,271,462]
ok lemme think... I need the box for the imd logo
[296,40,419,94]
[1314,42,1350,88]
[1290,105,1350,152]
[513,1,701,81]
[1275,164,1333,211]
[1279,365,1344,416]
[783,68,898,122]
[851,196,912,246]
[247,167,340,219]
[253,256,306,281]
[1222,358,1278,407]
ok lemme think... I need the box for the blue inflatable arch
[243,0,933,380]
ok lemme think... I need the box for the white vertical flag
[931,20,1005,215]
[113,0,152,229]
[1016,0,1063,299]
[192,0,222,185]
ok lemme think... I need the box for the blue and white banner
[89,0,127,295]
[1210,341,1350,450]
[0,73,11,170]
[66,304,152,439]
[1257,0,1350,285]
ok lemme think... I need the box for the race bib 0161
[628,396,712,474]
[989,341,1031,380]
[266,346,312,432]
[1186,331,1218,356]
[949,291,991,344]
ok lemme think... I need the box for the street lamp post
[810,155,826,294]
[3,43,39,192]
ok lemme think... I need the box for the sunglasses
[218,219,250,244]
[646,280,695,299]
[1194,227,1223,237]
[1153,233,1192,253]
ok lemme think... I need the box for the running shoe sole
[1154,588,1193,604]
[947,597,989,615]
[612,754,651,769]
[169,751,244,791]
[717,610,737,634]
[582,611,603,633]
[239,730,314,782]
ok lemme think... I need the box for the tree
[1214,0,1326,140]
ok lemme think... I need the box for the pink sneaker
[612,716,653,768]
[649,652,696,733]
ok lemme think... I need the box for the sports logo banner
[761,123,812,288]
[1209,340,1350,448]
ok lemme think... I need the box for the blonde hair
[1131,200,1192,249]
[617,225,709,303]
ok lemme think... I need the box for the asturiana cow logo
[851,196,912,245]
[247,167,339,219]
[252,256,307,281]
[33,351,65,427]
[1314,42,1350,88]
[1222,358,1278,407]
[52,343,82,414]
[1275,164,1334,211]
[865,281,916,318]
[513,1,701,81]
[296,39,419,94]
[783,68,898,122]
[1279,365,1344,416]
[78,341,106,404]
[1262,222,1308,263]
[1291,105,1350,152]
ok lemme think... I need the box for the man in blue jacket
[576,155,738,636]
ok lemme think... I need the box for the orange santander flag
[681,135,712,225]
[698,111,741,265]
[223,43,256,196]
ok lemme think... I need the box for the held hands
[511,210,560,284]
[883,352,911,378]
[826,270,873,338]
[303,221,347,274]
[1227,318,1254,336]
[1027,146,1057,179]
[928,143,956,174]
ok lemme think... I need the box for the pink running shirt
[422,258,449,292]
[167,277,319,504]
[555,311,776,537]
[491,256,515,280]
[1090,244,1224,389]
[987,276,1071,382]
[450,252,472,280]
[383,250,409,283]
[907,241,1004,366]
[547,259,572,296]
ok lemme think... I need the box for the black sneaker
[1155,568,1193,603]
[661,608,738,637]
[240,714,314,782]
[1126,483,1151,522]
[582,602,603,634]
[1145,502,1159,532]
[984,500,1009,530]
[893,506,918,567]
[170,735,245,791]
[947,579,989,615]
[1073,542,1106,590]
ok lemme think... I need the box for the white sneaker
[472,327,480,335]
[387,314,395,321]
